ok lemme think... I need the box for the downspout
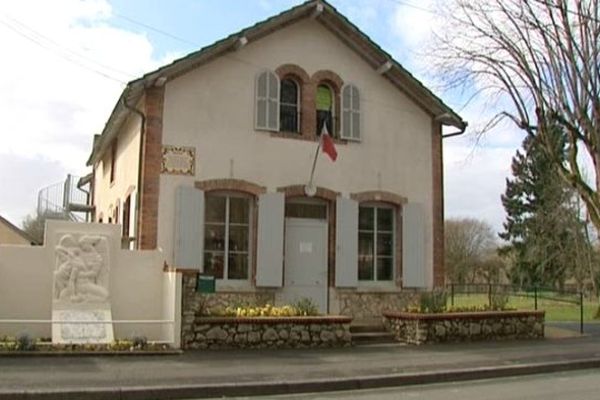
[123,87,146,250]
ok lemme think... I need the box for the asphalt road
[215,369,600,400]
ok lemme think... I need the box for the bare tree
[445,218,501,284]
[434,0,600,231]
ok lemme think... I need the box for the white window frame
[340,83,361,141]
[358,203,395,287]
[204,192,253,283]
[255,70,280,132]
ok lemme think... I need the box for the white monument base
[52,304,114,344]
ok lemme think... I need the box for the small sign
[161,145,195,175]
[196,274,215,293]
[299,242,313,253]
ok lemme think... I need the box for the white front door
[283,218,328,313]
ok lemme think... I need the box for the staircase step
[352,331,396,344]
[350,324,386,334]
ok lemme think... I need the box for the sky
[0,0,526,234]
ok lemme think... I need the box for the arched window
[279,78,299,132]
[316,84,334,136]
[341,84,360,140]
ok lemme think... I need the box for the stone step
[350,324,386,334]
[352,331,396,345]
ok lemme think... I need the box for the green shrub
[489,292,510,310]
[16,333,36,351]
[293,297,320,316]
[419,290,447,313]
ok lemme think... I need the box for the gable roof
[87,0,466,166]
[0,214,37,245]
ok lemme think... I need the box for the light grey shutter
[335,197,358,287]
[402,203,426,287]
[256,192,284,287]
[341,84,360,140]
[351,85,360,140]
[267,71,279,131]
[255,70,279,131]
[174,186,204,270]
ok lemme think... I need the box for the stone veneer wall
[184,317,352,349]
[383,311,545,345]
[181,274,276,346]
[334,290,419,320]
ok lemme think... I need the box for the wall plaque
[161,145,195,175]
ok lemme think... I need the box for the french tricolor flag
[320,124,337,162]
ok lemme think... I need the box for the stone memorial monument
[52,233,114,344]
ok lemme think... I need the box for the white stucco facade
[156,19,434,278]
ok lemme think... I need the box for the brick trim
[350,190,407,206]
[431,121,444,287]
[277,184,339,201]
[275,63,310,82]
[195,179,267,196]
[138,86,164,250]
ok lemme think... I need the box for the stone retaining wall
[333,289,418,320]
[383,310,545,344]
[184,316,352,349]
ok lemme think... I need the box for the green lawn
[448,294,599,322]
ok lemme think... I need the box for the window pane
[228,253,249,279]
[286,203,327,219]
[280,79,298,104]
[316,110,333,135]
[205,196,226,223]
[358,232,374,256]
[377,233,393,256]
[359,207,374,230]
[204,252,224,279]
[280,104,298,132]
[229,197,249,223]
[257,99,267,128]
[342,85,351,108]
[316,85,332,110]
[204,224,225,251]
[358,256,374,280]
[228,225,249,252]
[377,208,393,231]
[377,257,393,281]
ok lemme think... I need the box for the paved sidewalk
[1,336,600,399]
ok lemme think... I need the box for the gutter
[436,113,468,138]
[122,86,146,250]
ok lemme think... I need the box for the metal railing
[37,174,90,222]
[446,283,586,334]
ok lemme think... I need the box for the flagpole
[306,137,321,195]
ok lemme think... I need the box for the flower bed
[184,316,353,350]
[383,310,544,344]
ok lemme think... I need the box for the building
[0,215,36,246]
[87,0,466,318]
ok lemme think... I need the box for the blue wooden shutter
[255,70,279,131]
[402,203,426,287]
[174,186,204,270]
[256,192,284,287]
[335,197,358,287]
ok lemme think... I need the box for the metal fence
[445,283,585,334]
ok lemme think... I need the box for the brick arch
[350,190,408,207]
[275,64,310,83]
[195,179,266,197]
[311,70,343,139]
[277,184,339,202]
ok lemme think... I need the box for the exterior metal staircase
[37,174,93,222]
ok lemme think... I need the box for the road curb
[2,357,600,399]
